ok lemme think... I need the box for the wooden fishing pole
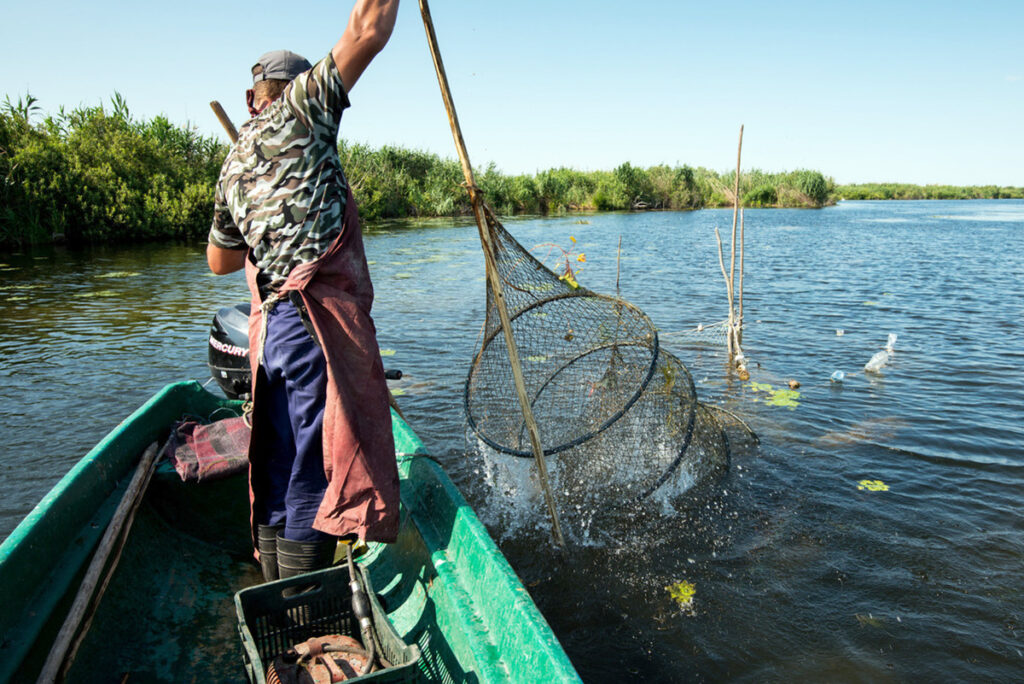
[418,0,565,547]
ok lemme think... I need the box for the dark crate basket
[235,563,421,683]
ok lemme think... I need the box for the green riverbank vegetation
[2,95,1020,247]
[0,95,225,246]
[340,142,837,219]
[835,183,1024,200]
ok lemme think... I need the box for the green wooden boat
[0,381,580,682]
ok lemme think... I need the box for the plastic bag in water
[864,350,889,373]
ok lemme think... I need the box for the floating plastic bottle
[864,350,889,373]
[830,370,845,383]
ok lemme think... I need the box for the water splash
[469,418,732,545]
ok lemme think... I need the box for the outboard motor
[207,302,403,401]
[208,303,252,400]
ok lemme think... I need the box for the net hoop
[633,364,700,501]
[465,292,663,457]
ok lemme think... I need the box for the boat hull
[0,381,579,682]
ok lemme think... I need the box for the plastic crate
[235,563,421,683]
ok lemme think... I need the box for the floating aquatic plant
[748,382,800,409]
[379,349,397,357]
[96,271,140,278]
[0,284,45,291]
[855,613,885,628]
[766,389,800,408]
[660,363,677,394]
[857,479,889,492]
[533,238,585,290]
[407,254,449,264]
[667,580,696,611]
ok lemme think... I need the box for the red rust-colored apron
[244,188,399,552]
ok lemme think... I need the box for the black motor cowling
[208,303,252,400]
[207,302,403,400]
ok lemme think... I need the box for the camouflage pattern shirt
[209,54,351,292]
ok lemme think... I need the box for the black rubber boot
[257,524,284,583]
[275,532,338,580]
[276,532,338,626]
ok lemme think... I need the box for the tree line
[1,95,1019,247]
[340,142,836,220]
[835,183,1024,200]
[0,94,224,246]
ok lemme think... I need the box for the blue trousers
[259,299,330,542]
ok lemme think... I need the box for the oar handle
[37,442,161,683]
[210,100,239,143]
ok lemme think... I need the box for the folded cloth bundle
[164,415,251,483]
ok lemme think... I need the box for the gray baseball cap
[252,50,312,83]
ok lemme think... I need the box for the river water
[1,200,1021,681]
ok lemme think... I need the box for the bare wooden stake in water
[616,235,623,294]
[728,126,743,359]
[738,206,746,347]
[712,126,748,373]
[715,226,733,319]
[419,0,565,547]
[730,126,745,365]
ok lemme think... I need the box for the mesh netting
[465,209,738,508]
[660,320,732,348]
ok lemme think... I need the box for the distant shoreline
[2,94,1021,247]
[834,184,1023,201]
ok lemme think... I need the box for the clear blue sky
[2,0,1021,185]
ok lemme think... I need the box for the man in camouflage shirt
[209,52,350,295]
[207,0,401,582]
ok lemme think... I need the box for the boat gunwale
[0,381,216,682]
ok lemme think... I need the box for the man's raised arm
[332,0,400,92]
